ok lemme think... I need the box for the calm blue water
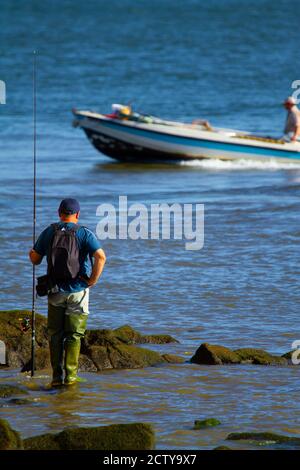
[1,0,300,449]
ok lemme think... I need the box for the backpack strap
[51,223,81,232]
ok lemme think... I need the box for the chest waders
[47,300,88,386]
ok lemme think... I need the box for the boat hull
[83,128,204,162]
[73,111,300,163]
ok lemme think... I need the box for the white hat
[284,96,297,105]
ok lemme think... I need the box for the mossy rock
[8,398,35,405]
[24,423,155,450]
[191,343,240,365]
[281,350,300,364]
[82,329,118,350]
[282,350,294,360]
[234,348,287,366]
[213,445,232,450]
[23,433,60,450]
[194,418,221,429]
[21,346,51,372]
[0,310,171,373]
[0,310,48,369]
[78,353,98,372]
[0,419,23,450]
[113,325,142,344]
[140,334,179,344]
[112,325,178,345]
[58,423,155,450]
[162,354,185,364]
[226,432,300,447]
[108,343,164,369]
[85,345,112,371]
[0,384,29,398]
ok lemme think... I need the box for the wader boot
[47,304,65,387]
[64,313,87,385]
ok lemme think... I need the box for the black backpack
[47,223,81,283]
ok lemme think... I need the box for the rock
[85,346,112,371]
[8,398,34,405]
[212,445,232,450]
[194,418,221,429]
[21,346,51,372]
[281,350,300,365]
[226,432,300,447]
[113,325,178,345]
[83,329,164,370]
[191,342,291,367]
[140,334,179,344]
[162,354,185,363]
[0,310,48,369]
[0,419,23,450]
[24,423,155,450]
[0,310,178,373]
[282,350,294,360]
[234,348,287,366]
[0,384,29,398]
[107,343,164,369]
[191,343,240,365]
[23,433,60,450]
[78,354,98,372]
[113,325,142,344]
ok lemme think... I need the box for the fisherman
[283,96,300,142]
[29,198,106,387]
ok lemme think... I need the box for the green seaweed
[194,418,221,429]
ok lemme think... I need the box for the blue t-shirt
[34,222,102,293]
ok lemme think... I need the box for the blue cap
[58,198,80,215]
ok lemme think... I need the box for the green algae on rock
[194,418,221,429]
[161,354,185,363]
[191,342,291,366]
[191,343,240,365]
[0,419,23,450]
[24,423,155,450]
[212,446,232,450]
[234,348,287,365]
[113,325,178,345]
[226,432,300,447]
[23,433,60,450]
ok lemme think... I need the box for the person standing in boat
[283,96,300,142]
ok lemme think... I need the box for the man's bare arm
[291,125,300,142]
[86,248,106,287]
[29,249,43,265]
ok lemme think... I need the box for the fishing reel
[19,316,31,333]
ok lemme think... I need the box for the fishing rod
[31,50,37,377]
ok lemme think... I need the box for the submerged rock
[24,423,155,450]
[191,343,240,365]
[0,310,177,373]
[212,445,232,450]
[194,418,221,429]
[0,419,23,450]
[8,398,34,406]
[0,384,29,398]
[226,432,300,447]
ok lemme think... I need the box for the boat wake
[178,158,300,171]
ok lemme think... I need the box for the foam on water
[179,158,300,171]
